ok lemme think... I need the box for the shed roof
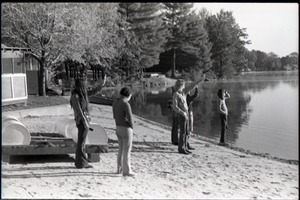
[1,43,31,51]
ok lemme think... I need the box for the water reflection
[98,71,298,160]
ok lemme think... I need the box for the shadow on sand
[2,171,121,179]
[2,155,120,179]
[108,139,178,154]
[3,154,75,164]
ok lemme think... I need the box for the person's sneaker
[123,173,135,177]
[179,150,190,154]
[218,142,229,146]
[186,149,192,154]
[117,168,122,174]
[75,164,93,169]
[187,146,195,150]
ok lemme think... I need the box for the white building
[1,44,40,106]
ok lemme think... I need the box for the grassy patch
[2,95,69,112]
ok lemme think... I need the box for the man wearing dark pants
[75,123,90,168]
[178,114,189,153]
[171,112,179,145]
[169,87,179,145]
[217,89,230,145]
[172,74,206,154]
[186,87,199,150]
[219,114,227,143]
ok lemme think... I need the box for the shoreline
[2,104,298,199]
[5,102,297,165]
[134,114,299,165]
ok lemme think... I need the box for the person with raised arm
[70,68,106,169]
[186,86,199,150]
[172,73,206,154]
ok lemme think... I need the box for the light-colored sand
[2,104,299,199]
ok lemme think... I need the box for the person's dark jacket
[112,98,134,129]
[186,87,199,113]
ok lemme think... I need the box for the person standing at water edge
[217,89,230,145]
[171,84,201,148]
[112,87,135,176]
[172,73,206,154]
[186,86,199,150]
[169,87,179,145]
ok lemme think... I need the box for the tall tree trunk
[45,67,48,91]
[65,62,69,80]
[38,50,46,96]
[172,48,176,78]
[92,67,95,80]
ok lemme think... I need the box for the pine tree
[118,3,169,71]
[149,11,213,80]
[181,11,212,74]
[163,3,193,77]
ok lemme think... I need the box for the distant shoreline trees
[148,7,298,79]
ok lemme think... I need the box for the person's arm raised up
[187,87,199,103]
[87,69,107,96]
[183,73,206,95]
[224,90,230,99]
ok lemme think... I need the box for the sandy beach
[2,103,298,199]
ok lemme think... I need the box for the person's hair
[120,87,131,98]
[70,78,89,112]
[174,79,185,91]
[217,89,224,99]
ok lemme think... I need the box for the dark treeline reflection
[97,71,298,145]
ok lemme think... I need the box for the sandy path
[2,104,298,199]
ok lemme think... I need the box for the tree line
[2,3,298,96]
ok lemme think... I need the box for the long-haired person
[70,69,106,169]
[112,87,135,176]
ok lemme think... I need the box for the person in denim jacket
[172,73,206,154]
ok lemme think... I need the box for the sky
[193,3,299,57]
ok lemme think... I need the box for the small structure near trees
[2,44,29,105]
[2,43,43,106]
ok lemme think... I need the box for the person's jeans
[75,122,89,168]
[187,111,194,148]
[171,112,179,144]
[178,114,189,153]
[116,126,133,175]
[189,111,194,132]
[220,114,228,143]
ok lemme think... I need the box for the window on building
[24,55,31,71]
[13,58,24,73]
[31,58,39,70]
[2,58,13,74]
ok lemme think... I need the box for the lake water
[98,71,299,160]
